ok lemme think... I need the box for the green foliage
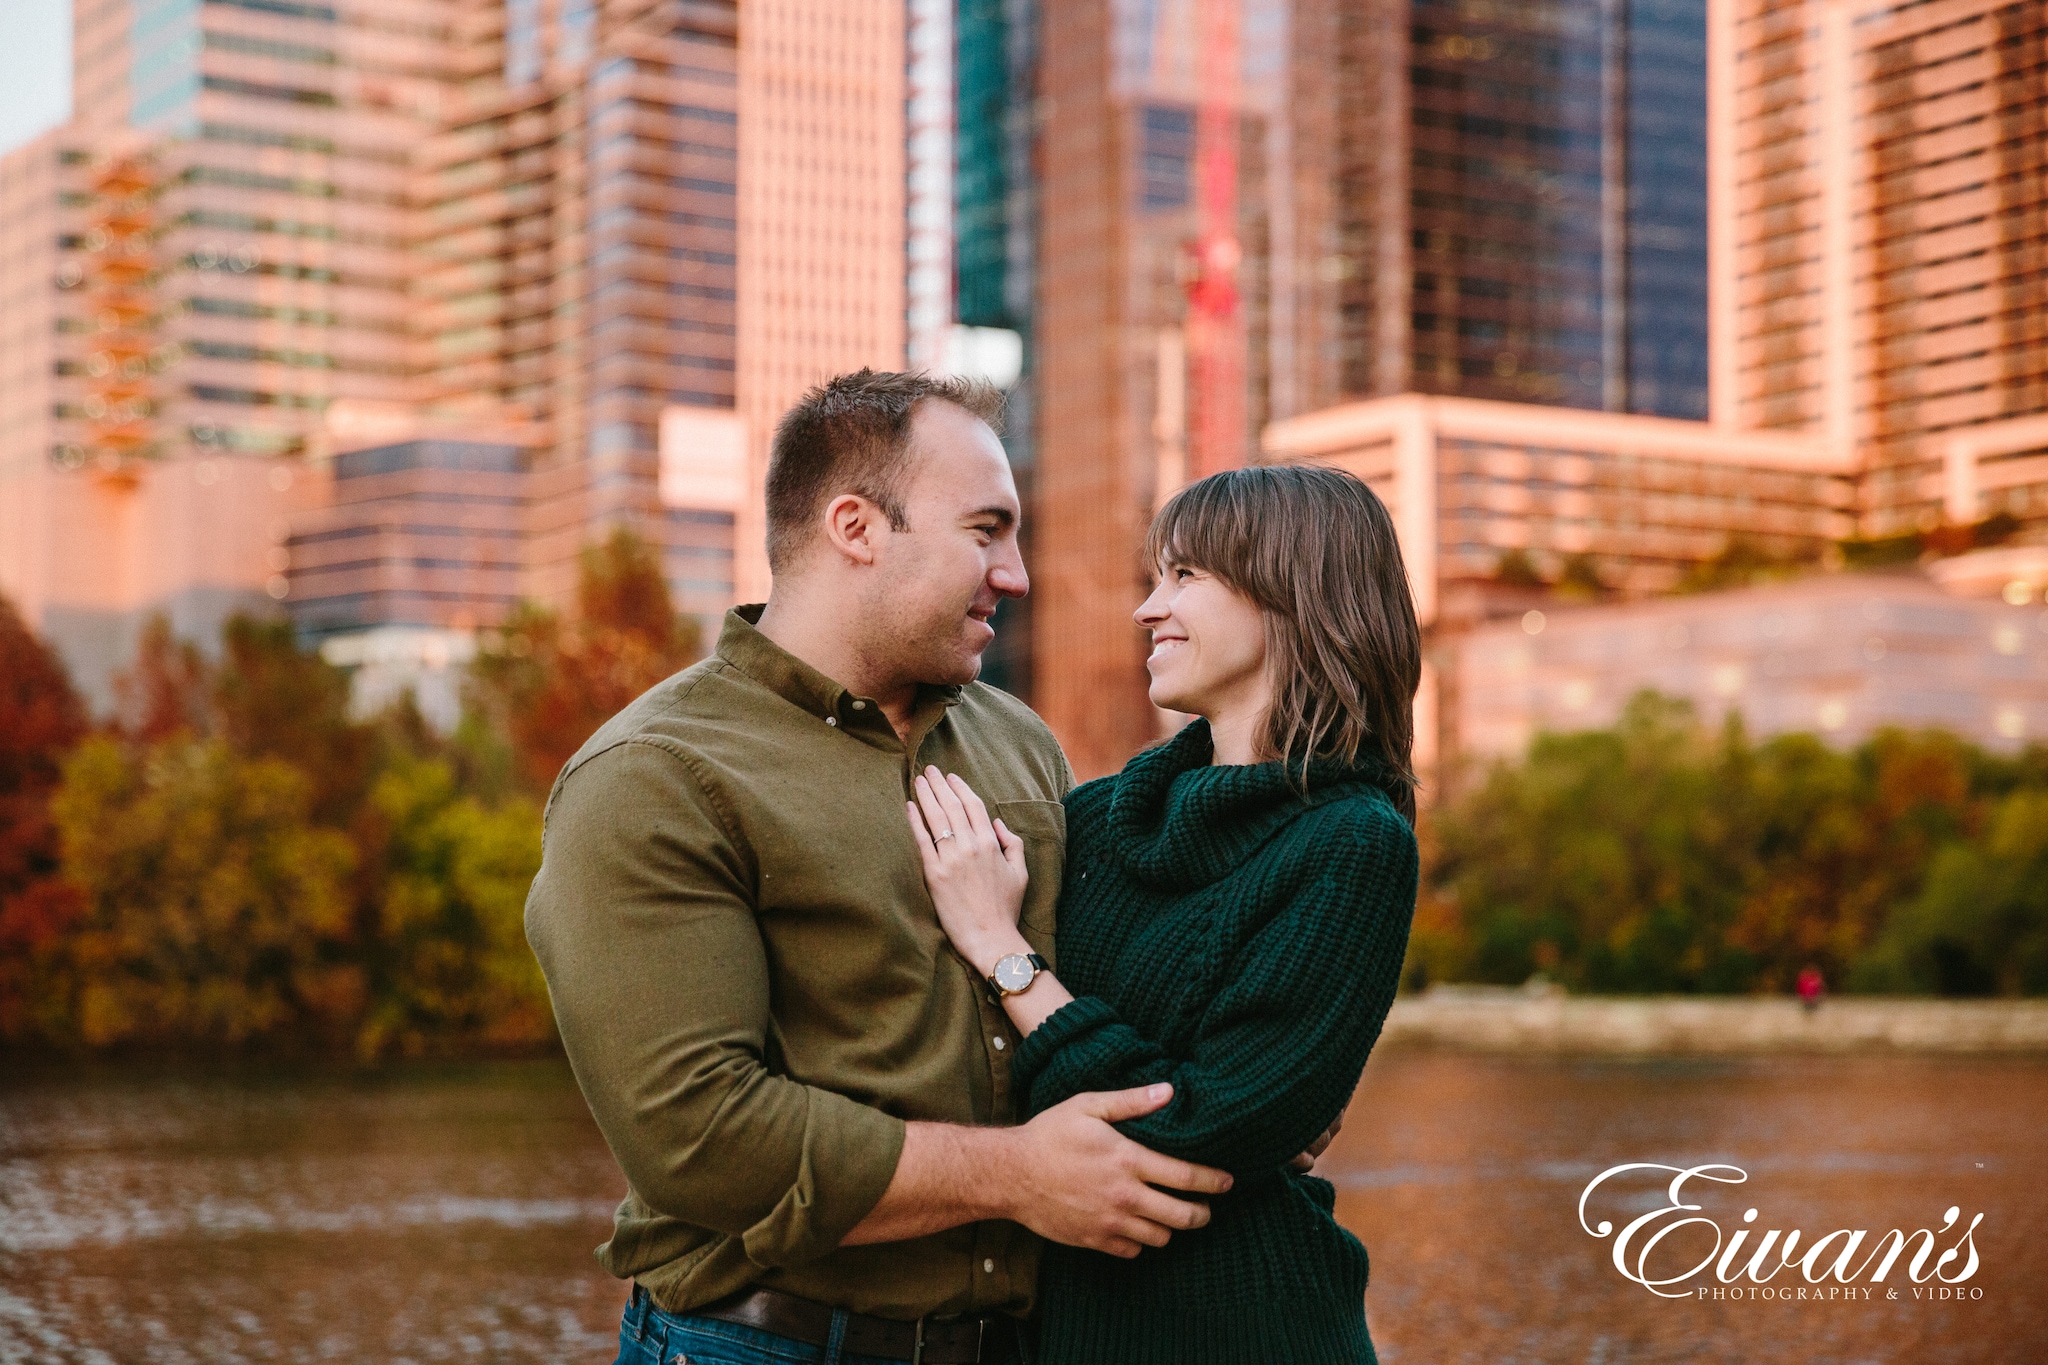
[1554,552,1606,601]
[1492,547,1545,589]
[1836,532,1925,569]
[1675,536,1818,593]
[1836,513,2021,571]
[1851,790,2048,995]
[43,735,359,1049]
[353,754,545,1058]
[214,614,376,824]
[1420,692,2048,996]
[1427,695,1758,992]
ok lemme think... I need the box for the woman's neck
[1202,679,1273,766]
[1205,711,1259,766]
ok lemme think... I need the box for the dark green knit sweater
[1012,718,1418,1365]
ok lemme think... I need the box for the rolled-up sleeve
[524,740,906,1267]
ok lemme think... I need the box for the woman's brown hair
[1143,463,1423,822]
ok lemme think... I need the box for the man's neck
[755,589,921,740]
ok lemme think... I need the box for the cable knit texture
[1013,718,1418,1365]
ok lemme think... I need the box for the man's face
[858,401,1027,687]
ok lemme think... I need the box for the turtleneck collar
[1103,717,1406,891]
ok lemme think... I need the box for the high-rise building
[65,0,435,468]
[1713,0,2048,536]
[410,0,747,623]
[949,0,1038,697]
[0,134,64,649]
[1,0,911,705]
[730,0,909,603]
[1301,0,1710,419]
[1,0,435,704]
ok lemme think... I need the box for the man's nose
[989,547,1028,598]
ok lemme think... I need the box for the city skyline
[1,0,2044,781]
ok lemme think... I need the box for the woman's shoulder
[1294,782,1418,868]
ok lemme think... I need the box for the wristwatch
[986,952,1048,1004]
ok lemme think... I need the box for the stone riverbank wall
[1380,986,2048,1054]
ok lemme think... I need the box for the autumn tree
[0,595,91,1040]
[1421,691,2048,996]
[1426,693,1761,993]
[45,735,360,1049]
[468,526,702,794]
[211,613,379,825]
[113,613,212,742]
[351,754,547,1058]
[1853,788,2048,995]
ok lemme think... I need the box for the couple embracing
[525,369,1421,1365]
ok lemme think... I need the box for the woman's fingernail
[1148,1083,1170,1101]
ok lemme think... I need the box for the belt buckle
[913,1311,990,1364]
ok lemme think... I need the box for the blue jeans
[612,1284,1032,1365]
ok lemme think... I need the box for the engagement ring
[934,829,955,841]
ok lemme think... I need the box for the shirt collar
[715,604,965,727]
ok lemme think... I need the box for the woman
[905,463,1422,1365]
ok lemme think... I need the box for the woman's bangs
[1144,478,1253,583]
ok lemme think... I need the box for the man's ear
[821,492,883,566]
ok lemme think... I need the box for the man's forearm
[840,1086,1229,1259]
[838,1121,1015,1246]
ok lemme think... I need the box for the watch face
[993,954,1035,992]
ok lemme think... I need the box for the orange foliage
[0,596,90,1039]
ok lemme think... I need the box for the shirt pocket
[991,799,1065,942]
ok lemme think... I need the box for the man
[525,370,1235,1365]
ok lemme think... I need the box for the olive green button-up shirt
[525,605,1072,1320]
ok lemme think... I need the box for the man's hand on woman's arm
[1289,1109,1344,1172]
[840,1083,1234,1259]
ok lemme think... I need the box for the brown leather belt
[691,1286,1019,1364]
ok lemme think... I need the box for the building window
[1139,104,1194,211]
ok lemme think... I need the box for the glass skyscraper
[1346,0,1707,419]
[1620,0,1710,421]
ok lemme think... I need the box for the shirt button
[991,1036,1006,1051]
[852,699,867,710]
[824,716,838,726]
[983,1259,995,1273]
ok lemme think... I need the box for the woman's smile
[1147,634,1188,668]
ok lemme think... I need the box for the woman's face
[1134,562,1269,718]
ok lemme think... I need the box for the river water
[1,1048,2039,1364]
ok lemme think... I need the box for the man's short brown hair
[765,368,1007,573]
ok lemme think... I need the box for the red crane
[1184,0,1244,480]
